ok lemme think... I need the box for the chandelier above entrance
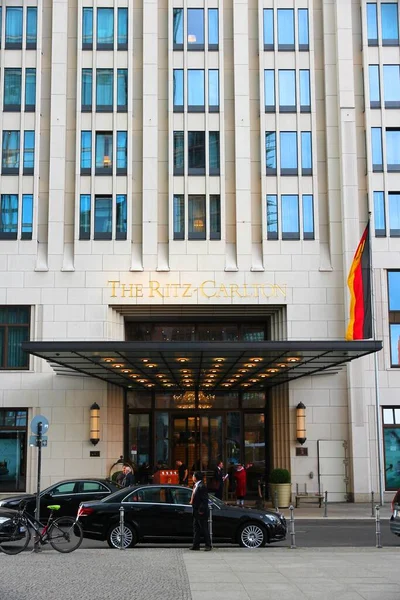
[173,390,216,410]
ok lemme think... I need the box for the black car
[0,479,118,520]
[78,484,286,549]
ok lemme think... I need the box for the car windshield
[100,487,136,503]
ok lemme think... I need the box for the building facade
[0,0,398,503]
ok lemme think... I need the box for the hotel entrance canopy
[23,340,382,392]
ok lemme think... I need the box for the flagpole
[368,212,384,506]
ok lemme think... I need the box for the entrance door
[171,414,223,477]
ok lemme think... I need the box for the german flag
[346,223,372,340]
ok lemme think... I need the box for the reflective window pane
[244,414,265,493]
[188,9,204,48]
[188,195,206,239]
[263,9,274,49]
[265,132,276,173]
[208,9,219,48]
[389,193,400,236]
[277,9,294,49]
[264,70,275,111]
[281,195,300,240]
[266,194,278,240]
[0,195,18,236]
[4,69,21,109]
[95,132,113,173]
[300,70,311,112]
[383,408,395,424]
[2,131,20,173]
[80,131,92,173]
[381,3,399,45]
[96,69,113,111]
[298,9,309,50]
[83,7,93,48]
[26,7,37,49]
[97,8,114,48]
[94,196,112,239]
[369,65,381,107]
[371,127,383,171]
[116,195,127,239]
[173,195,185,239]
[79,194,91,240]
[188,70,205,111]
[21,195,33,239]
[128,414,150,467]
[383,65,400,108]
[116,131,127,174]
[173,131,184,175]
[23,131,35,174]
[117,69,128,111]
[208,70,219,111]
[210,195,221,240]
[301,131,312,175]
[117,8,128,49]
[388,271,400,309]
[303,195,314,240]
[5,7,23,48]
[25,69,36,111]
[373,191,386,236]
[173,69,184,111]
[173,9,183,48]
[386,129,400,171]
[390,324,400,366]
[279,70,296,112]
[367,3,378,45]
[209,131,220,175]
[82,68,92,111]
[188,131,205,174]
[280,132,298,174]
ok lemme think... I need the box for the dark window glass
[279,70,296,112]
[173,8,184,49]
[116,131,127,175]
[0,308,30,370]
[96,69,113,112]
[367,3,378,45]
[173,194,184,240]
[118,8,128,49]
[0,408,28,492]
[280,132,298,175]
[264,70,275,112]
[208,9,219,49]
[389,193,400,236]
[116,195,127,239]
[97,8,114,49]
[173,69,184,112]
[117,69,128,112]
[267,194,278,240]
[265,132,276,174]
[80,131,92,174]
[188,195,206,239]
[95,132,113,174]
[188,70,204,111]
[5,7,23,48]
[0,8,2,48]
[381,3,399,45]
[2,131,20,174]
[209,70,219,111]
[0,195,18,239]
[371,127,383,171]
[173,131,184,176]
[369,65,381,108]
[281,195,300,239]
[25,69,36,112]
[277,9,294,50]
[299,70,311,112]
[383,65,400,108]
[82,7,93,49]
[94,196,112,240]
[209,132,220,175]
[374,191,386,237]
[188,131,205,175]
[4,69,22,111]
[188,9,204,49]
[21,195,33,240]
[82,68,93,111]
[26,7,37,49]
[263,9,274,50]
[298,9,309,50]
[302,195,314,240]
[301,131,312,175]
[23,131,34,175]
[79,194,91,240]
[386,129,400,171]
[210,195,221,240]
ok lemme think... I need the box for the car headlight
[0,516,12,525]
[264,514,279,524]
[0,501,6,507]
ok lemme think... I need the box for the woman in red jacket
[234,464,247,507]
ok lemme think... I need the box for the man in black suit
[189,471,212,551]
[214,460,228,500]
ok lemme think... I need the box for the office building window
[373,191,386,237]
[118,8,128,50]
[387,129,400,171]
[2,131,20,175]
[381,3,399,45]
[263,9,274,50]
[173,195,185,240]
[116,195,127,239]
[188,195,206,239]
[367,3,378,45]
[209,70,219,112]
[383,65,400,108]
[188,70,205,111]
[265,132,276,175]
[173,8,184,50]
[300,70,311,112]
[389,193,400,236]
[383,406,400,489]
[280,132,298,175]
[25,69,36,112]
[298,9,309,50]
[301,132,312,175]
[0,8,2,48]
[80,131,92,175]
[267,195,278,240]
[95,132,113,175]
[21,195,33,240]
[369,65,381,108]
[0,308,30,369]
[388,271,400,367]
[173,131,184,176]
[264,70,275,112]
[208,9,219,50]
[116,131,127,175]
[97,8,114,50]
[371,127,383,171]
[94,196,112,240]
[26,7,37,49]
[79,195,91,240]
[277,9,294,51]
[188,131,205,175]
[281,195,300,240]
[96,69,113,112]
[117,69,128,112]
[209,132,220,175]
[23,131,34,175]
[5,7,23,49]
[173,69,184,112]
[0,195,18,239]
[82,7,93,49]
[82,69,93,111]
[279,70,296,112]
[210,195,221,240]
[303,195,314,240]
[188,9,204,50]
[4,69,21,111]
[0,408,28,492]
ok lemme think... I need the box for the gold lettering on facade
[149,280,163,298]
[182,284,193,298]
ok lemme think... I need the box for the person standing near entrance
[176,460,188,485]
[189,471,212,551]
[234,463,247,506]
[214,460,228,500]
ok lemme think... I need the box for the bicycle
[0,501,83,555]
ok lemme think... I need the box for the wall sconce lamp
[296,402,307,445]
[89,402,100,445]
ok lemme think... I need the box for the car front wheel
[107,523,138,549]
[238,522,267,548]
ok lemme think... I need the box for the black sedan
[77,484,286,549]
[0,479,118,519]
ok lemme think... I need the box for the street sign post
[30,415,49,553]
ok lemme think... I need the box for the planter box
[269,483,292,508]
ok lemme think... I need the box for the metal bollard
[274,490,279,512]
[208,502,213,548]
[289,505,296,549]
[323,491,328,518]
[375,504,382,548]
[119,505,125,550]
[371,491,375,518]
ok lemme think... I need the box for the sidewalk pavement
[239,501,393,520]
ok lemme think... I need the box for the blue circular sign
[30,415,49,435]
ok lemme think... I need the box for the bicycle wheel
[0,516,31,555]
[48,517,83,553]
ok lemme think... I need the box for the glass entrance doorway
[171,414,223,473]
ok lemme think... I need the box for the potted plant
[269,468,292,508]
